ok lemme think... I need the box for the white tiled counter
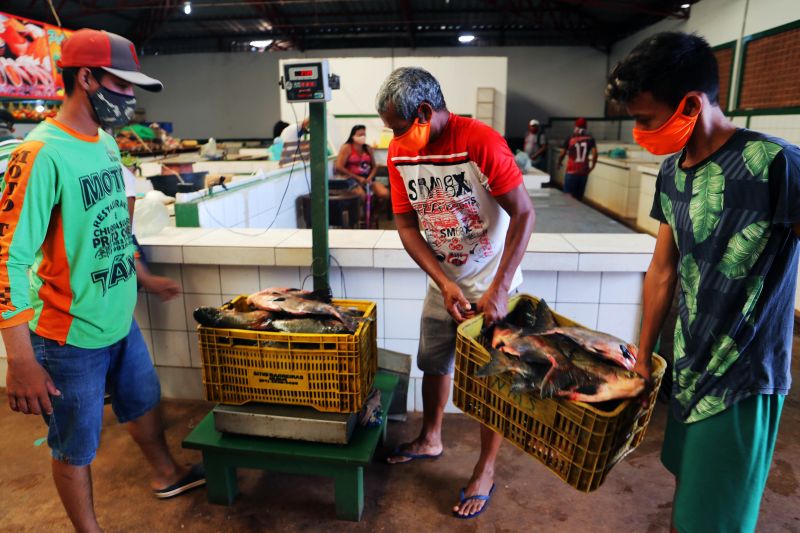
[120,228,655,413]
[585,156,663,219]
[636,165,660,236]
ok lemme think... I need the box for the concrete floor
[529,189,635,234]
[1,348,798,532]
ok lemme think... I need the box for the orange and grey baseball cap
[58,29,163,92]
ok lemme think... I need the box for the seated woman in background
[335,125,390,202]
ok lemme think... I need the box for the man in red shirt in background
[376,67,534,519]
[558,117,598,200]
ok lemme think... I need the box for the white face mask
[353,134,367,145]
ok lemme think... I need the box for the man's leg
[51,461,101,533]
[453,424,502,517]
[387,373,449,463]
[387,290,456,464]
[110,321,196,491]
[127,406,189,490]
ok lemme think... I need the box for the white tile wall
[600,273,644,304]
[517,271,558,302]
[151,330,191,367]
[220,266,260,295]
[597,304,642,342]
[384,299,425,339]
[750,115,800,146]
[156,367,205,400]
[138,261,650,410]
[520,252,579,271]
[134,292,150,329]
[147,294,188,331]
[556,272,601,303]
[373,249,417,269]
[579,254,652,272]
[181,265,221,294]
[554,303,599,329]
[259,266,302,290]
[147,263,184,290]
[383,269,428,300]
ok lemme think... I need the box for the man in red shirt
[558,117,598,200]
[377,67,535,519]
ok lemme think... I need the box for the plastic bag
[133,191,170,238]
[515,150,532,173]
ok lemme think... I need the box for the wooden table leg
[334,466,364,521]
[203,451,238,506]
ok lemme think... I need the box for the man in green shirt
[1,30,204,532]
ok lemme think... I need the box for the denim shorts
[32,320,161,466]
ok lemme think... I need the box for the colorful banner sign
[0,11,72,100]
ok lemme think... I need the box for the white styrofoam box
[384,269,428,300]
[183,293,223,333]
[146,263,184,291]
[188,331,202,368]
[597,304,642,343]
[198,198,226,228]
[517,271,558,302]
[556,272,601,303]
[147,293,188,331]
[181,265,221,294]
[384,338,422,377]
[384,299,425,339]
[135,292,150,330]
[220,265,260,295]
[578,253,652,272]
[151,330,191,367]
[600,272,644,305]
[259,266,302,291]
[520,252,579,272]
[554,303,599,329]
[274,207,299,230]
[139,328,155,363]
[156,367,204,400]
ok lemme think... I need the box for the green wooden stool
[183,372,398,521]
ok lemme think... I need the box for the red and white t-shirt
[388,114,523,300]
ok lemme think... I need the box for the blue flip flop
[387,448,443,464]
[453,483,496,519]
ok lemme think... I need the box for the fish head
[193,306,219,325]
[491,324,518,348]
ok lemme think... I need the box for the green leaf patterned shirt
[651,129,799,423]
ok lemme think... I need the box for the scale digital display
[288,66,318,80]
[283,60,332,102]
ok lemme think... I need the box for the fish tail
[539,361,599,399]
[476,349,515,377]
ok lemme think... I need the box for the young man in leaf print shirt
[608,33,799,532]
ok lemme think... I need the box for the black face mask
[89,85,136,129]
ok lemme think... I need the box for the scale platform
[213,403,358,445]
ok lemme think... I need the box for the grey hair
[375,67,447,120]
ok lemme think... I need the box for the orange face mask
[393,119,431,152]
[633,96,699,155]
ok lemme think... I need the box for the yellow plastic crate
[453,294,665,492]
[198,296,377,413]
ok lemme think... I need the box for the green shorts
[661,394,784,533]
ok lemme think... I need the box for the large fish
[541,326,638,370]
[247,288,359,332]
[270,318,351,334]
[491,324,597,398]
[193,307,274,331]
[556,346,646,402]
